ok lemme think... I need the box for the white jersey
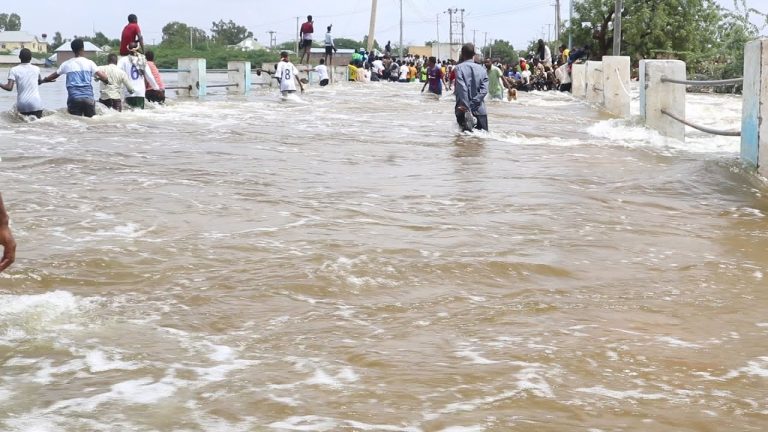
[275,61,300,92]
[8,63,43,112]
[314,64,329,81]
[117,55,158,98]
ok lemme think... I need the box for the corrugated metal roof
[54,41,102,52]
[0,31,42,43]
[0,55,45,65]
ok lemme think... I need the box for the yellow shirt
[562,48,570,64]
[348,64,358,81]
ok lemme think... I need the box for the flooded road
[0,72,766,431]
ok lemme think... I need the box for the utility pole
[436,14,440,60]
[483,32,488,57]
[555,0,561,41]
[460,9,465,45]
[547,23,552,42]
[399,0,404,58]
[613,0,623,55]
[267,31,277,49]
[295,16,300,56]
[368,0,378,52]
[190,28,193,49]
[568,0,574,49]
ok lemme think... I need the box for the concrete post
[639,60,686,142]
[602,56,631,118]
[586,61,604,105]
[227,61,251,95]
[178,58,207,98]
[572,64,587,98]
[332,66,349,83]
[741,38,768,175]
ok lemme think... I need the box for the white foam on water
[47,376,179,412]
[655,336,703,349]
[84,349,141,373]
[455,348,500,365]
[0,290,97,343]
[721,356,768,379]
[268,415,339,431]
[437,427,486,432]
[575,386,671,401]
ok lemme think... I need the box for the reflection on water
[0,74,766,432]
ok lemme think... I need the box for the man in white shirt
[275,51,305,96]
[97,53,135,111]
[314,58,330,87]
[0,48,45,118]
[117,42,158,109]
[398,62,409,83]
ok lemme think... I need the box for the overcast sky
[7,0,768,51]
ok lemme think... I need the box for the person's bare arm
[94,70,109,84]
[0,193,16,272]
[42,72,60,83]
[0,79,14,91]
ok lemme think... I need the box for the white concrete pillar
[227,61,251,95]
[332,66,349,83]
[178,58,207,98]
[602,56,631,118]
[572,64,587,98]
[640,60,686,142]
[256,63,278,87]
[586,61,604,105]
[741,38,768,175]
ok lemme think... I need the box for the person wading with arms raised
[0,48,47,118]
[42,39,109,118]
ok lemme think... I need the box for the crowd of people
[1,14,164,118]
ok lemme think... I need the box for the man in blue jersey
[43,39,109,117]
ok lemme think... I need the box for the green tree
[210,20,253,45]
[0,12,21,31]
[52,31,63,50]
[486,39,517,64]
[161,21,208,48]
[333,37,362,50]
[83,31,111,48]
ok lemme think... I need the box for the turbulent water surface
[0,69,766,432]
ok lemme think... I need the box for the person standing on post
[120,14,144,56]
[324,25,337,67]
[42,39,109,118]
[0,48,46,118]
[299,15,314,65]
[453,43,489,132]
[0,193,16,273]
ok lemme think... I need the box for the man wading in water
[453,43,489,132]
[0,193,15,272]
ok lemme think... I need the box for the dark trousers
[146,89,166,104]
[67,98,96,117]
[455,113,489,132]
[99,99,123,112]
[20,110,43,119]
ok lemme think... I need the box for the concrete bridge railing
[163,59,349,97]
[639,37,767,178]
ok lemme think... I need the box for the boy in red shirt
[120,14,144,56]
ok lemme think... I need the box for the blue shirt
[57,57,98,101]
